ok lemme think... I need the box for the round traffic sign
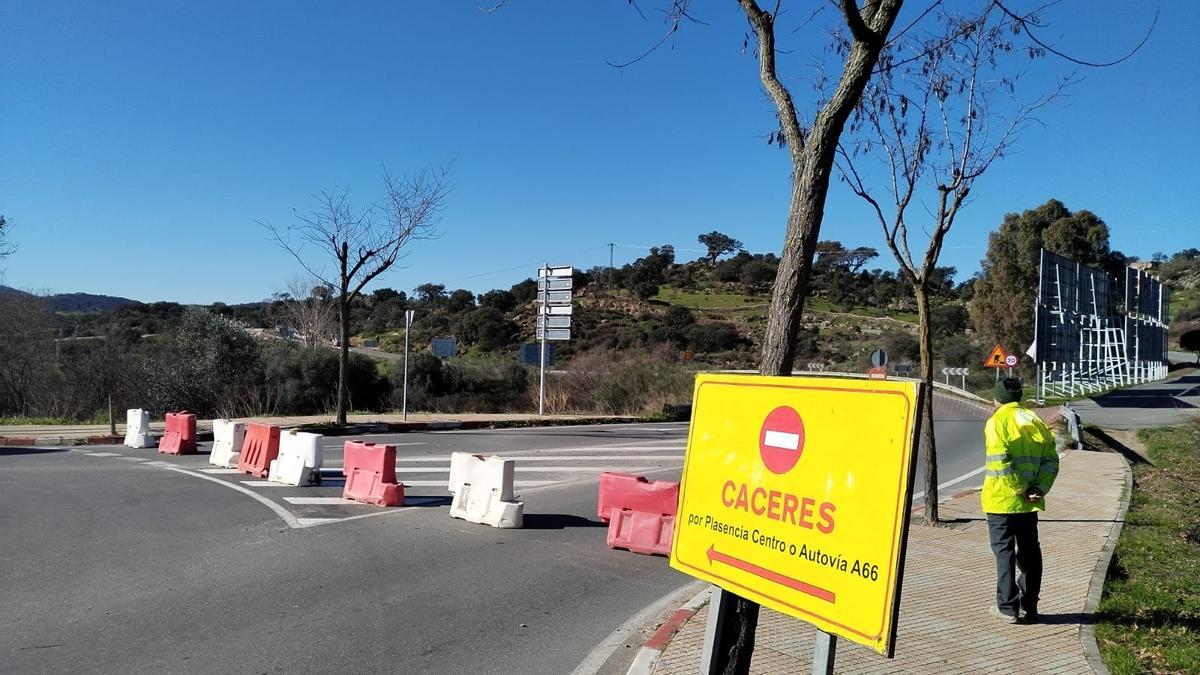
[870,349,888,367]
[1004,354,1018,367]
[759,406,806,475]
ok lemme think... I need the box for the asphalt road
[1,401,988,674]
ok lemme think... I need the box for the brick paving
[653,448,1129,674]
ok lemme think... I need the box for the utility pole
[402,309,414,421]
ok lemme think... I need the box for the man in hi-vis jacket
[982,377,1059,624]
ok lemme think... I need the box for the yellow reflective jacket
[981,403,1059,514]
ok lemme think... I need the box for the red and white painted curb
[626,587,712,675]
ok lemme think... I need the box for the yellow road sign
[670,373,922,657]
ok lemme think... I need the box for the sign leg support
[700,587,759,675]
[811,630,836,675]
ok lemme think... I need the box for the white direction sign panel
[537,315,571,329]
[546,305,572,316]
[538,277,573,291]
[537,328,571,341]
[538,266,573,278]
[537,290,573,305]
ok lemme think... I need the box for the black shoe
[1020,609,1039,624]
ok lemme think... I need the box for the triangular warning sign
[984,344,1008,368]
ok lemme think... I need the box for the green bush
[389,355,529,413]
[686,322,740,352]
[262,343,390,415]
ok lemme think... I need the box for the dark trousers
[986,512,1042,616]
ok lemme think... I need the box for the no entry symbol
[759,406,806,475]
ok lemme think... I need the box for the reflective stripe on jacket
[981,402,1059,514]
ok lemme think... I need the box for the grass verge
[1095,420,1200,674]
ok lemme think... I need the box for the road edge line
[570,581,707,675]
[161,466,302,529]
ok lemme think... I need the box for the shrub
[686,322,740,352]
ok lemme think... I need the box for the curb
[626,587,712,675]
[1080,446,1134,675]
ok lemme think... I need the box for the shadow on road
[0,447,70,456]
[521,514,607,530]
[1091,375,1200,409]
[403,496,452,508]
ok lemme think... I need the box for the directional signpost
[673,373,922,670]
[536,264,573,415]
[942,366,969,390]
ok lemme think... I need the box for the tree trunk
[914,284,939,524]
[336,294,350,426]
[758,22,898,376]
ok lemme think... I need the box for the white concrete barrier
[448,452,524,528]
[268,431,324,486]
[123,409,155,448]
[210,419,246,468]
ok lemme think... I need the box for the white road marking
[240,480,290,487]
[322,441,426,450]
[83,452,121,457]
[330,454,685,463]
[284,497,356,505]
[119,456,150,462]
[296,517,339,526]
[200,468,240,474]
[390,466,679,473]
[400,479,556,488]
[159,466,300,529]
[912,465,987,503]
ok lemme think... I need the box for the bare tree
[0,214,14,264]
[274,276,337,348]
[836,4,1075,522]
[263,168,450,425]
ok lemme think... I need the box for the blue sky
[2,1,1195,304]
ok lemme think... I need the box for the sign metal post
[535,264,573,415]
[539,264,547,415]
[402,309,414,421]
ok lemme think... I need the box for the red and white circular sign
[759,406,806,475]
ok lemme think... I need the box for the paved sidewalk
[651,447,1130,674]
[0,412,636,445]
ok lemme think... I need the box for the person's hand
[1024,487,1044,502]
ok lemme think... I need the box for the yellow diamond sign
[669,373,922,657]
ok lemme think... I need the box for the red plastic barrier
[237,423,281,477]
[597,472,679,522]
[158,411,198,455]
[597,472,679,557]
[607,509,675,557]
[342,441,404,507]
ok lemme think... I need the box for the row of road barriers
[125,410,683,543]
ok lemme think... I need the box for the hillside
[0,285,135,313]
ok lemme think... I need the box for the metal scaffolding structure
[1034,251,1168,400]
